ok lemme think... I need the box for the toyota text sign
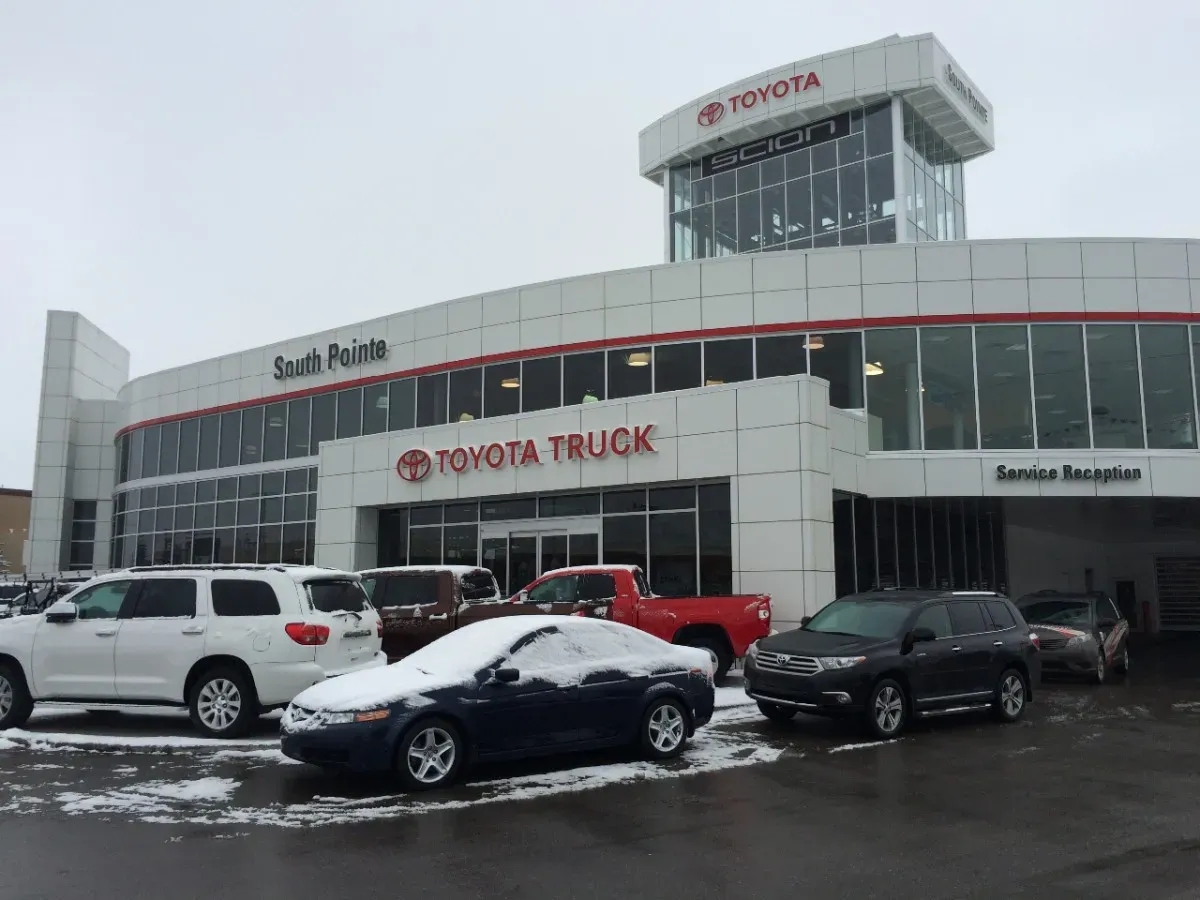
[396,426,657,482]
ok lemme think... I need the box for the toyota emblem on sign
[396,449,433,482]
[697,101,725,127]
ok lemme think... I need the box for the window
[948,601,988,635]
[159,421,179,476]
[260,403,287,461]
[73,581,135,620]
[654,343,702,393]
[521,356,562,412]
[1030,325,1089,449]
[178,419,199,473]
[576,573,618,602]
[408,527,441,566]
[1087,324,1144,448]
[380,574,442,607]
[785,176,812,242]
[1139,325,1197,449]
[865,328,919,449]
[608,348,652,399]
[976,325,1034,449]
[198,415,219,470]
[564,352,605,405]
[417,373,448,427]
[540,494,600,517]
[336,388,363,439]
[920,327,978,450]
[699,483,732,595]
[449,368,483,423]
[603,515,647,573]
[389,378,416,431]
[286,399,311,459]
[526,575,578,605]
[866,154,895,222]
[480,498,538,521]
[362,384,388,435]
[444,525,478,565]
[756,334,807,378]
[310,393,336,452]
[604,489,647,514]
[985,600,1015,630]
[810,332,864,409]
[211,580,281,616]
[218,411,241,468]
[307,579,370,614]
[258,524,283,563]
[649,512,697,596]
[913,603,952,639]
[130,579,196,618]
[141,426,160,478]
[240,406,264,465]
[484,362,521,418]
[704,339,753,386]
[461,572,500,602]
[509,628,577,673]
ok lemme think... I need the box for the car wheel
[865,679,907,740]
[684,638,731,683]
[0,663,33,731]
[1093,652,1107,685]
[396,718,464,791]
[757,700,796,723]
[1115,647,1130,677]
[992,669,1027,723]
[641,697,690,760]
[189,667,256,739]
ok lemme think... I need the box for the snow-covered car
[0,564,386,738]
[280,615,716,790]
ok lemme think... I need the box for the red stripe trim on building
[115,310,1200,438]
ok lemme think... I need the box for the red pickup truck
[513,564,771,680]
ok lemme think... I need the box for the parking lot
[2,640,1200,900]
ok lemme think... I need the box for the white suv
[0,565,386,738]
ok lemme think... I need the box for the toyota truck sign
[396,425,657,482]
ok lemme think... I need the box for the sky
[2,0,1199,488]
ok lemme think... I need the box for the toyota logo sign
[396,448,433,482]
[697,101,725,127]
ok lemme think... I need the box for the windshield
[804,599,916,639]
[1018,599,1092,627]
[306,579,371,614]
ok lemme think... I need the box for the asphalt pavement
[4,645,1200,900]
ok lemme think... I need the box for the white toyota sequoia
[0,565,386,738]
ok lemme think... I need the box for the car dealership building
[25,33,1200,633]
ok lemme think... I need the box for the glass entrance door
[481,518,601,596]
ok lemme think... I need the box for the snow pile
[56,777,237,816]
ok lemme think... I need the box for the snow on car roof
[537,563,643,579]
[357,565,492,578]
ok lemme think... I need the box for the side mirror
[493,667,520,684]
[45,600,78,623]
[909,627,937,643]
[1098,617,1117,629]
[511,590,528,605]
[800,616,812,626]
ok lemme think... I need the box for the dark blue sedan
[280,615,716,790]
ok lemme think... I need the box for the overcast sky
[2,0,1198,488]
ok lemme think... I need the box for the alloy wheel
[648,704,685,753]
[0,675,11,720]
[1001,674,1024,717]
[197,678,242,732]
[407,726,456,784]
[874,686,903,735]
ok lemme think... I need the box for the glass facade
[109,467,318,568]
[115,324,1200,488]
[903,101,966,242]
[376,483,732,598]
[668,103,897,260]
[833,493,1007,597]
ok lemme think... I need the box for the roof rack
[950,591,1001,597]
[122,564,340,574]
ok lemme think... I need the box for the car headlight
[819,656,867,669]
[1066,633,1094,646]
[324,709,390,725]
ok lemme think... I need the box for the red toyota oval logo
[697,101,725,127]
[396,448,432,482]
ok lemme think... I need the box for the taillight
[286,623,331,646]
[571,610,586,617]
[1030,631,1040,650]
[376,619,383,638]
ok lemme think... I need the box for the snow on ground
[0,729,278,752]
[826,739,899,754]
[57,778,238,816]
[714,685,754,709]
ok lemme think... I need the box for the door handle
[993,640,1004,647]
[182,625,205,635]
[95,627,118,637]
[951,645,962,653]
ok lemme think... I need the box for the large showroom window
[920,326,977,450]
[1030,324,1089,449]
[114,324,1200,484]
[374,483,730,599]
[903,102,965,242]
[669,103,897,260]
